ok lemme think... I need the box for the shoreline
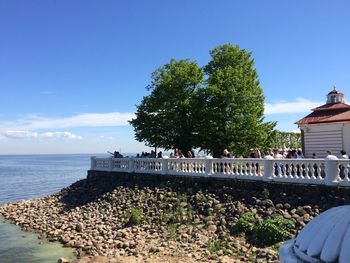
[1,172,350,262]
[0,217,76,262]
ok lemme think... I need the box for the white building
[296,87,350,158]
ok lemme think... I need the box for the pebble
[2,173,348,263]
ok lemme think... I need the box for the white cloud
[264,98,323,114]
[98,135,114,141]
[1,130,82,140]
[41,131,82,140]
[2,130,38,139]
[0,111,132,143]
[0,112,134,131]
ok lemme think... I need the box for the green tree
[129,59,204,154]
[270,130,301,150]
[195,44,276,157]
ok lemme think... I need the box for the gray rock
[57,257,69,263]
[207,224,217,233]
[275,203,284,209]
[149,246,162,253]
[284,203,291,209]
[296,207,307,216]
[76,222,84,233]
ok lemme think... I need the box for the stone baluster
[109,157,113,172]
[263,156,274,181]
[128,158,134,173]
[90,156,96,170]
[205,156,213,177]
[161,158,169,175]
[325,156,339,185]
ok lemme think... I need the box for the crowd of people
[135,151,163,158]
[264,149,304,159]
[110,148,350,160]
[108,151,123,158]
[108,147,349,177]
[251,148,350,160]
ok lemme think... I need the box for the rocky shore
[2,171,350,263]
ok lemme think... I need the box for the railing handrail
[90,156,350,187]
[338,159,350,163]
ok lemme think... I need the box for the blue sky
[0,0,349,154]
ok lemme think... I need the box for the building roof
[312,102,350,111]
[328,89,343,95]
[296,106,350,125]
[296,85,350,126]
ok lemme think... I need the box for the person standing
[326,150,337,159]
[296,150,304,159]
[341,150,349,159]
[222,149,233,158]
[340,150,349,178]
[221,149,232,173]
[175,150,185,158]
[273,149,283,159]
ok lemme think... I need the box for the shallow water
[0,154,106,262]
[0,220,75,263]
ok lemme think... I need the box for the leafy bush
[253,216,294,245]
[235,212,257,232]
[262,188,270,199]
[162,196,194,225]
[128,208,142,225]
[167,223,178,238]
[208,239,228,254]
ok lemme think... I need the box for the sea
[0,154,108,263]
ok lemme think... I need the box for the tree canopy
[129,59,204,153]
[195,45,275,157]
[130,44,276,157]
[270,131,301,150]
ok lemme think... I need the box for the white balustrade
[211,158,264,180]
[167,158,206,176]
[94,157,112,171]
[337,159,350,186]
[90,157,350,187]
[134,158,163,174]
[270,159,325,185]
[111,158,130,172]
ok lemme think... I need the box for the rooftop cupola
[326,85,344,104]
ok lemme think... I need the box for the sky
[0,0,349,154]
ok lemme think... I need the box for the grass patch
[235,212,294,247]
[161,194,195,225]
[262,188,270,199]
[270,242,281,253]
[235,212,257,232]
[208,239,228,254]
[253,216,294,245]
[128,208,143,225]
[167,223,178,239]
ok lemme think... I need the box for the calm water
[0,154,103,262]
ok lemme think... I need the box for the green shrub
[208,239,228,254]
[163,197,194,225]
[262,188,270,199]
[128,208,142,225]
[167,223,178,238]
[253,216,294,245]
[235,212,257,232]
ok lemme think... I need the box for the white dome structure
[280,205,350,263]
